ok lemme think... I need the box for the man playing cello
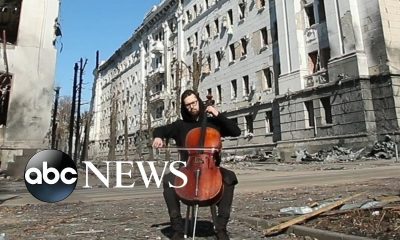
[152,89,241,240]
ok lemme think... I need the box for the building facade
[90,0,400,161]
[0,0,61,171]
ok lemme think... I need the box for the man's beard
[190,109,200,118]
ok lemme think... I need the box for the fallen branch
[264,192,364,236]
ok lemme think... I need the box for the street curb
[287,225,375,240]
[236,215,375,240]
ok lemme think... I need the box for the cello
[174,94,224,238]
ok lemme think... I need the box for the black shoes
[171,231,184,240]
[216,229,230,240]
[170,217,184,240]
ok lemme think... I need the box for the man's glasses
[185,100,198,109]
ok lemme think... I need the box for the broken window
[265,111,273,134]
[245,115,253,134]
[320,47,330,69]
[308,51,318,74]
[304,100,315,127]
[154,30,164,41]
[231,79,237,99]
[205,0,210,9]
[214,18,220,35]
[320,97,332,124]
[205,24,210,38]
[153,80,163,93]
[243,75,250,96]
[186,10,192,22]
[305,4,315,26]
[0,74,11,126]
[155,55,162,68]
[241,38,248,57]
[206,55,212,72]
[0,0,22,44]
[126,90,130,102]
[238,1,246,20]
[262,68,272,90]
[308,48,330,74]
[171,73,175,88]
[217,85,222,103]
[155,105,164,119]
[229,43,236,62]
[193,4,198,17]
[261,27,268,46]
[187,37,192,50]
[228,9,233,26]
[215,51,222,68]
[194,32,198,47]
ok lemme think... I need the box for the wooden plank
[375,195,400,203]
[264,192,364,236]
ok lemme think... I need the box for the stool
[184,203,218,239]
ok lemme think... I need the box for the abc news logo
[24,150,78,203]
[24,150,188,203]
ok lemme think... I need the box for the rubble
[296,146,366,162]
[265,193,363,236]
[222,148,281,165]
[368,135,396,159]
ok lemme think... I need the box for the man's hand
[152,137,164,148]
[206,106,219,117]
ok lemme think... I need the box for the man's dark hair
[181,89,198,104]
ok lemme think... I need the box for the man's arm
[152,121,178,148]
[205,106,241,137]
[214,114,241,137]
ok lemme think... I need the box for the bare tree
[137,83,144,160]
[175,61,182,116]
[145,81,154,160]
[55,96,72,152]
[192,51,203,93]
[108,95,117,162]
[124,110,129,161]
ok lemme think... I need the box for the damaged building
[0,0,60,172]
[89,0,400,161]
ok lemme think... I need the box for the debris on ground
[295,146,366,162]
[264,193,364,236]
[368,135,396,159]
[264,191,400,239]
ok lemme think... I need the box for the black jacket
[153,95,241,161]
[153,114,241,148]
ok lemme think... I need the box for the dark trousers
[163,167,238,232]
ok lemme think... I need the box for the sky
[55,0,161,107]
